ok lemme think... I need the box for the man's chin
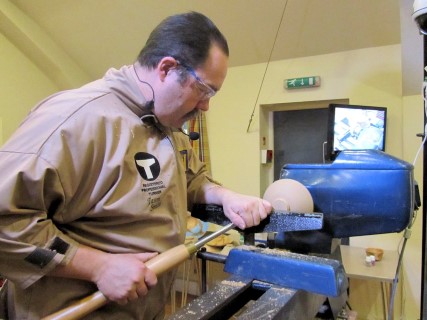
[162,112,200,128]
[183,111,200,123]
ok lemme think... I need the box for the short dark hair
[137,12,229,69]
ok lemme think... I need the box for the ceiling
[6,0,424,94]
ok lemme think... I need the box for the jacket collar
[104,65,155,121]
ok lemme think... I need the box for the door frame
[259,98,349,196]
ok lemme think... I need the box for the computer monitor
[326,103,387,161]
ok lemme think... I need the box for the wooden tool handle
[42,244,192,320]
[145,243,194,273]
[42,291,107,320]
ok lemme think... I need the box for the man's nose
[197,99,210,112]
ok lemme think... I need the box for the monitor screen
[326,104,387,160]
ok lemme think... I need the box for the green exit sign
[285,76,320,89]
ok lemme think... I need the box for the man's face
[155,44,228,128]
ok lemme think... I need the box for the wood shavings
[221,279,247,287]
[207,234,233,247]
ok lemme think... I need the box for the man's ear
[158,57,178,80]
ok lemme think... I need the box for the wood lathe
[170,150,415,319]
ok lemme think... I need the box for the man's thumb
[136,251,159,262]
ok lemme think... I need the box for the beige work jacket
[0,66,219,319]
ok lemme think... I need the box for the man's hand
[204,186,272,229]
[50,246,158,305]
[93,252,158,304]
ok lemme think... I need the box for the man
[0,12,271,319]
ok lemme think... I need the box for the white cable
[413,134,427,167]
[413,82,427,167]
[413,83,427,166]
[388,82,427,320]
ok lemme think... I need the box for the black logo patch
[134,152,160,181]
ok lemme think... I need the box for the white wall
[0,32,58,139]
[208,45,404,193]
